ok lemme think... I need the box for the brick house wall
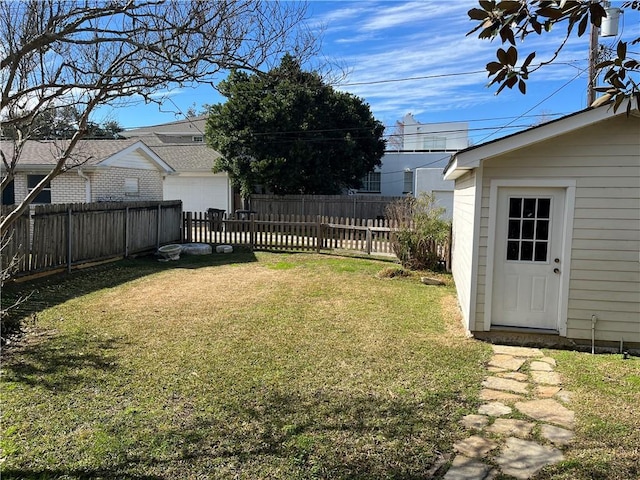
[91,168,163,202]
[10,168,163,205]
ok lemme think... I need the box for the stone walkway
[443,345,575,479]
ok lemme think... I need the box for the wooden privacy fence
[1,201,181,278]
[249,194,403,219]
[183,212,451,269]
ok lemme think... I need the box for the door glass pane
[523,198,536,218]
[507,241,520,260]
[509,198,522,218]
[521,241,534,261]
[537,198,551,218]
[508,220,521,239]
[522,220,535,239]
[536,220,549,240]
[535,242,548,262]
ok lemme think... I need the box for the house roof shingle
[1,138,140,167]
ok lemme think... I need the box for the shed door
[492,188,565,330]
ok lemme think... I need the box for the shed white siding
[477,115,639,343]
[451,170,478,331]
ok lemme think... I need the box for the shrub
[385,193,451,271]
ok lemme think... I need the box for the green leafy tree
[205,55,386,198]
[467,1,640,111]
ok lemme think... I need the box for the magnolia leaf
[522,51,536,69]
[479,0,496,11]
[486,61,503,74]
[617,41,627,60]
[613,93,625,112]
[595,60,615,69]
[537,7,564,20]
[468,8,488,20]
[577,13,589,37]
[518,78,526,94]
[531,18,542,34]
[589,2,606,28]
[497,48,508,64]
[505,75,518,89]
[506,46,518,66]
[590,93,612,107]
[496,1,522,13]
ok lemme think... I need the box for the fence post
[156,204,162,249]
[67,207,72,273]
[366,219,372,255]
[316,215,322,253]
[125,206,130,257]
[185,212,193,243]
[250,213,256,250]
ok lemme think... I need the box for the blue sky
[100,1,640,145]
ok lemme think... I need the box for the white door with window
[491,187,565,330]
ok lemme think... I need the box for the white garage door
[163,174,229,214]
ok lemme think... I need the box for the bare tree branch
[1,0,317,236]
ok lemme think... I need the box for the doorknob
[554,268,561,274]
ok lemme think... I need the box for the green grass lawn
[2,253,639,479]
[1,252,489,479]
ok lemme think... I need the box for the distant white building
[400,113,468,152]
[358,114,469,218]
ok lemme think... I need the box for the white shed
[444,102,640,351]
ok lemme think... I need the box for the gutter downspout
[77,169,91,202]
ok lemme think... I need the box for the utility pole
[587,0,622,106]
[587,13,599,106]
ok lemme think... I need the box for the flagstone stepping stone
[531,370,562,385]
[515,398,575,429]
[478,401,512,417]
[530,361,554,371]
[540,424,575,446]
[488,366,506,373]
[497,371,528,382]
[489,354,526,371]
[555,389,573,403]
[483,376,529,394]
[480,389,524,403]
[485,418,535,437]
[540,356,557,366]
[492,345,544,357]
[460,414,490,430]
[495,437,564,479]
[535,385,561,398]
[453,435,499,458]
[443,455,495,480]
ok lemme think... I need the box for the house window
[403,169,414,194]
[423,136,446,150]
[27,175,51,204]
[192,135,204,143]
[2,178,14,205]
[359,172,381,193]
[124,177,139,196]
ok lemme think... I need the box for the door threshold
[490,325,559,335]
